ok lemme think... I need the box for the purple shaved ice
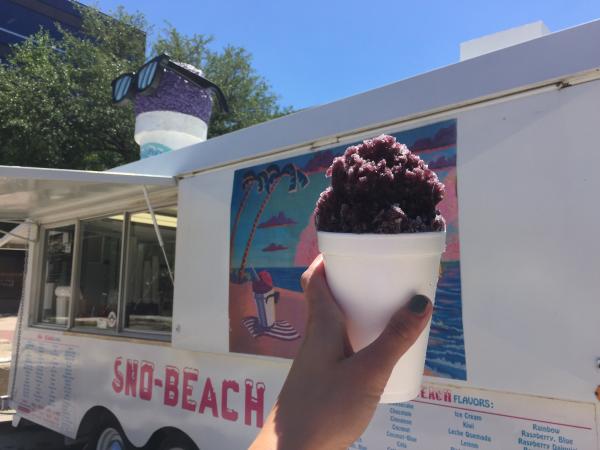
[134,68,214,123]
[315,134,445,234]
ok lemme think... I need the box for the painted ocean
[425,260,466,380]
[255,260,467,381]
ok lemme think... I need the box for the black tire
[158,433,198,450]
[84,418,132,450]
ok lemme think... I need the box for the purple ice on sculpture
[134,62,214,123]
[315,134,445,234]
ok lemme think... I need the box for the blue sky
[83,0,600,110]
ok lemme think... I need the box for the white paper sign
[15,334,79,436]
[354,384,597,450]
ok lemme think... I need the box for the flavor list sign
[15,333,79,436]
[354,384,597,449]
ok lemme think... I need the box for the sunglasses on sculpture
[111,54,229,113]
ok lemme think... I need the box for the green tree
[153,25,292,138]
[0,7,290,170]
[0,6,148,170]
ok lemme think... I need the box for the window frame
[31,202,177,343]
[31,220,78,330]
[70,214,125,336]
[120,207,176,338]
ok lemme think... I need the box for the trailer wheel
[85,420,130,450]
[158,433,198,450]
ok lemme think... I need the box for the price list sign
[352,384,597,450]
[15,333,78,436]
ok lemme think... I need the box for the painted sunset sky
[229,119,460,271]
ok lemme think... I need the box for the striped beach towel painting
[242,316,300,341]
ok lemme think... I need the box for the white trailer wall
[174,78,600,404]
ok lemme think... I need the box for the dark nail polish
[409,295,430,314]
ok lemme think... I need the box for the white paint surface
[173,80,600,406]
[12,328,288,448]
[460,21,550,61]
[172,170,232,353]
[457,80,600,402]
[12,328,597,449]
[361,383,597,448]
[0,166,174,220]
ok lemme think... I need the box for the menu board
[15,333,78,436]
[354,384,597,449]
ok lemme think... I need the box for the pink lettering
[139,361,154,401]
[244,379,265,428]
[164,366,179,407]
[199,377,218,417]
[222,380,239,422]
[182,368,198,412]
[443,390,452,403]
[112,357,124,394]
[125,359,138,397]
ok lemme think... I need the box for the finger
[300,256,346,358]
[300,254,323,291]
[302,258,344,325]
[352,295,433,377]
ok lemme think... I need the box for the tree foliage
[0,6,290,170]
[0,7,146,169]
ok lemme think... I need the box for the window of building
[37,225,75,326]
[124,208,176,333]
[75,217,123,330]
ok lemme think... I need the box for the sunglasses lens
[113,75,132,102]
[137,60,159,91]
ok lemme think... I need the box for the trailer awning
[0,223,31,249]
[0,166,176,221]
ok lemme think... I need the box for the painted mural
[229,119,466,380]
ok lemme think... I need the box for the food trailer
[1,19,600,450]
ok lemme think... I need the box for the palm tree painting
[238,163,309,279]
[230,170,257,261]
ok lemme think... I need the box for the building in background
[0,0,146,60]
[0,0,85,59]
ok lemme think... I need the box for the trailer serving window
[37,225,76,327]
[33,205,177,338]
[0,165,177,334]
[123,207,176,334]
[74,216,124,330]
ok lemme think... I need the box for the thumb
[352,295,433,378]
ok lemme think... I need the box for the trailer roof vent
[460,21,550,61]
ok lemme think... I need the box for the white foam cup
[134,110,208,159]
[317,230,446,403]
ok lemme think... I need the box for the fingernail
[409,295,430,315]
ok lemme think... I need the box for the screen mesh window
[75,217,123,330]
[124,208,176,333]
[38,226,75,326]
